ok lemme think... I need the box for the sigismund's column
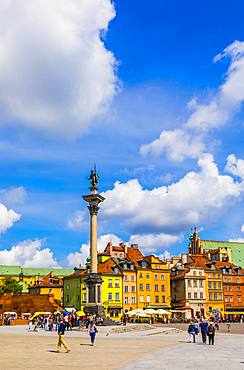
[82,168,105,315]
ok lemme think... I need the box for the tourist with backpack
[207,322,215,345]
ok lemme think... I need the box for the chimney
[131,244,138,249]
[124,244,128,254]
[107,242,113,255]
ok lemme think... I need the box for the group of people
[56,315,98,353]
[188,320,218,345]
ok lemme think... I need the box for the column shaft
[90,213,98,273]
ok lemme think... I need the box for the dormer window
[114,267,119,274]
[123,263,127,269]
[141,261,147,268]
[130,265,134,270]
[211,264,215,270]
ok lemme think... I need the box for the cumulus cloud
[225,154,244,180]
[0,0,118,136]
[141,40,244,162]
[0,239,60,268]
[140,129,205,162]
[101,154,243,234]
[128,233,182,249]
[66,233,122,267]
[0,203,20,233]
[0,186,27,205]
[67,210,88,231]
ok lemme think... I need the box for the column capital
[88,204,100,216]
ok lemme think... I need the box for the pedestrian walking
[188,322,196,343]
[89,321,98,346]
[56,319,71,353]
[207,322,215,345]
[199,320,208,344]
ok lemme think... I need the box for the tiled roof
[171,268,190,280]
[30,272,63,288]
[126,247,144,268]
[98,258,121,275]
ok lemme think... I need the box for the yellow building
[205,262,224,317]
[29,272,64,302]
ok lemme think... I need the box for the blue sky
[0,0,244,268]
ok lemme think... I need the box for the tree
[0,277,23,295]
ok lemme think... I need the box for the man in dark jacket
[56,319,71,353]
[199,320,208,344]
[207,322,215,345]
[188,322,196,343]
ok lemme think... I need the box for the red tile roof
[126,247,144,268]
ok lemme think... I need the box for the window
[66,295,70,303]
[188,280,192,287]
[199,271,202,276]
[49,288,53,293]
[123,263,127,269]
[124,297,129,304]
[228,278,232,282]
[218,282,222,289]
[224,286,227,291]
[66,283,70,290]
[161,274,165,280]
[130,265,135,270]
[155,284,159,292]
[146,273,150,279]
[237,286,241,291]
[223,277,227,282]
[218,273,221,278]
[131,286,136,292]
[218,293,222,300]
[76,295,80,302]
[225,297,228,303]
[141,261,147,268]
[193,271,197,276]
[131,297,136,304]
[161,285,165,292]
[213,282,217,289]
[131,275,135,281]
[115,293,120,301]
[115,279,120,288]
[188,292,191,299]
[124,286,129,293]
[208,282,212,289]
[108,292,112,301]
[146,295,151,303]
[139,273,143,278]
[194,292,197,299]
[237,278,240,283]
[209,293,213,300]
[214,293,217,300]
[155,274,158,280]
[77,283,80,288]
[162,296,165,303]
[83,293,86,303]
[199,280,203,287]
[200,292,203,299]
[238,296,242,303]
[193,280,197,287]
[155,295,159,303]
[124,275,128,281]
[146,284,150,291]
[139,295,144,303]
[229,286,233,291]
[114,267,119,274]
[139,284,144,291]
[229,296,233,303]
[108,279,113,288]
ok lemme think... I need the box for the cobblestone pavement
[1,325,244,369]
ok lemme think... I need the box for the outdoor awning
[224,311,244,315]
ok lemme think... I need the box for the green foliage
[0,277,23,294]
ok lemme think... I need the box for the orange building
[29,272,63,302]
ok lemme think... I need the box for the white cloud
[67,210,88,231]
[140,129,205,162]
[0,239,60,268]
[229,223,244,243]
[128,233,182,249]
[0,0,118,136]
[141,40,244,162]
[158,250,171,261]
[66,233,122,267]
[0,203,20,233]
[0,186,27,205]
[101,154,243,234]
[225,154,244,180]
